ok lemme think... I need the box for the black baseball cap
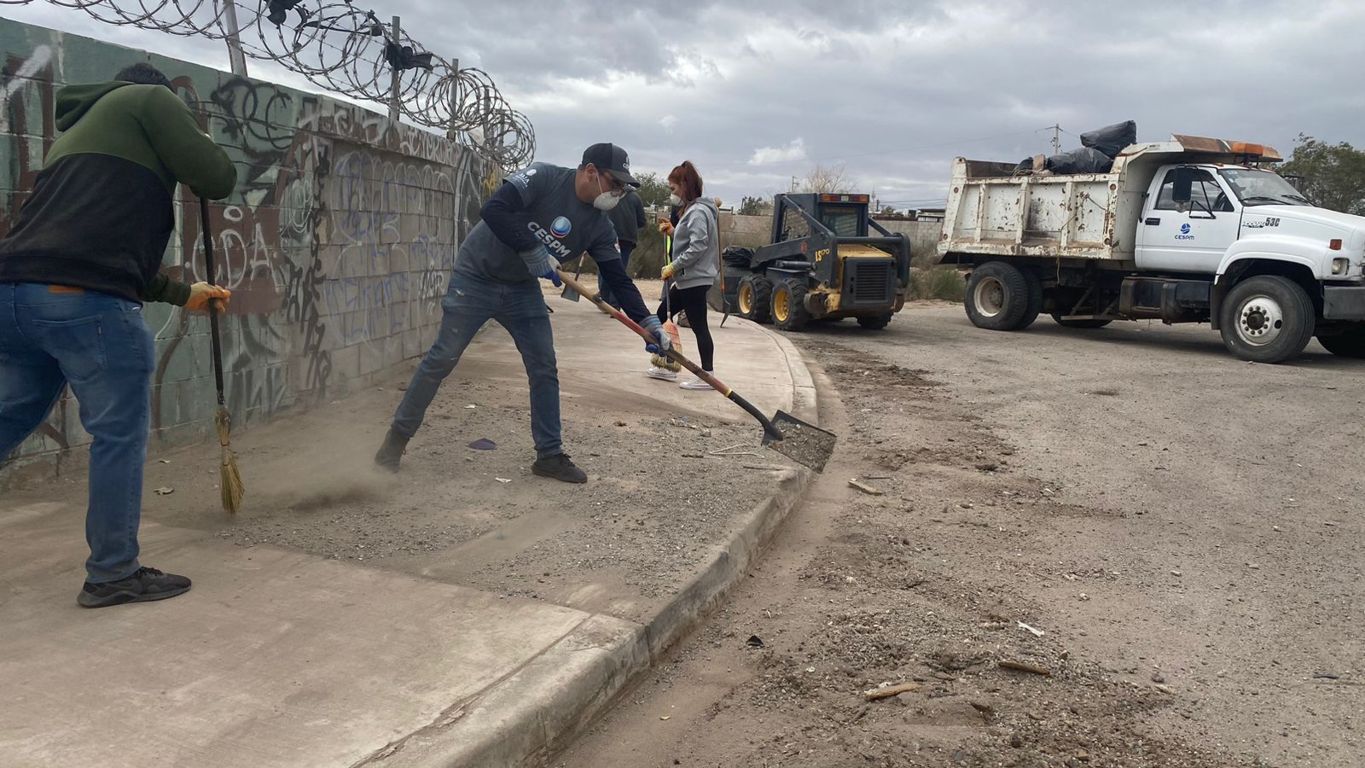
[582,143,640,188]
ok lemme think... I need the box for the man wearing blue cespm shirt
[375,143,668,484]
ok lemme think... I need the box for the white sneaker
[646,366,678,381]
[679,374,714,390]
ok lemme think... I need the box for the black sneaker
[374,428,409,472]
[532,453,588,484]
[77,567,191,608]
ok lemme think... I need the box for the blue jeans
[392,271,562,459]
[597,240,635,308]
[0,283,155,583]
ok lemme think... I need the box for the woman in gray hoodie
[647,161,720,389]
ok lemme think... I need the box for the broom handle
[198,197,227,409]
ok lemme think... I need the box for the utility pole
[388,15,402,122]
[221,0,248,77]
[1049,123,1062,154]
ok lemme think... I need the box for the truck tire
[737,274,773,323]
[1018,269,1043,330]
[1051,314,1113,329]
[1316,326,1365,358]
[965,261,1031,331]
[857,313,893,330]
[1218,275,1316,363]
[772,278,812,331]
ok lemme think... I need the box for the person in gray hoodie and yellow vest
[646,161,719,389]
[0,63,237,608]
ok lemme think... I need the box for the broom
[199,197,244,514]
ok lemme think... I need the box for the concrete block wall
[0,20,496,477]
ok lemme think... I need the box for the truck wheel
[1051,314,1113,329]
[1218,276,1315,363]
[1018,269,1043,330]
[772,279,812,331]
[965,261,1031,331]
[1316,326,1365,358]
[737,274,773,323]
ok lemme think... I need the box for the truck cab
[1135,162,1365,284]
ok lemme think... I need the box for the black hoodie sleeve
[480,181,542,253]
[142,273,191,306]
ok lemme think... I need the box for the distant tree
[880,205,899,216]
[635,172,671,208]
[738,195,772,216]
[1278,134,1365,215]
[800,163,855,194]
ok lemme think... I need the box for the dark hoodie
[0,81,236,304]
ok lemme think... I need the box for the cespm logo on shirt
[550,216,572,238]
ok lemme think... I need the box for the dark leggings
[656,284,714,371]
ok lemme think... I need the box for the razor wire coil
[1,0,534,167]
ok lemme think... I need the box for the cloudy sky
[5,1,1365,209]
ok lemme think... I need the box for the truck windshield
[1219,168,1311,207]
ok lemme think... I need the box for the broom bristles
[650,320,684,371]
[215,407,244,514]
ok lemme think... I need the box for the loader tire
[772,278,812,331]
[738,274,773,324]
[857,314,893,330]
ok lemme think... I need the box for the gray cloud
[5,0,1364,209]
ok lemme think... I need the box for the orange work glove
[185,281,231,313]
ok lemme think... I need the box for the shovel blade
[763,410,836,473]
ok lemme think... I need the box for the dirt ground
[2,304,790,625]
[558,304,1363,768]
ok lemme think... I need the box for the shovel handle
[555,269,783,442]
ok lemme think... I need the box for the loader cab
[774,193,872,242]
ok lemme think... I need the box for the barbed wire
[1,0,535,167]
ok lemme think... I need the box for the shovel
[555,269,836,472]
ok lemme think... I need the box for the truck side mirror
[1171,167,1194,204]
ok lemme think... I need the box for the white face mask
[593,171,623,211]
[668,193,683,207]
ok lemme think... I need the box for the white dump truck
[936,134,1365,362]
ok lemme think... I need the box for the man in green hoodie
[0,63,237,608]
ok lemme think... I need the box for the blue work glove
[519,245,561,287]
[641,315,671,355]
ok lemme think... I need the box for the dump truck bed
[937,137,1288,266]
[938,158,1128,262]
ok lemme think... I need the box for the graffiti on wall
[0,22,490,473]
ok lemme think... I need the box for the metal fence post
[388,15,401,122]
[221,0,248,77]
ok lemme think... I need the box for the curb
[368,323,821,768]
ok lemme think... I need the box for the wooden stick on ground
[998,659,1053,677]
[863,682,921,701]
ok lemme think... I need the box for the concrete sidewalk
[0,284,819,768]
